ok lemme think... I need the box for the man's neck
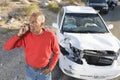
[35,29,43,35]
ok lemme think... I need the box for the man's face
[29,15,44,34]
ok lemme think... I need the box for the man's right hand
[17,24,29,37]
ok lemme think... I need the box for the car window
[63,16,77,30]
[62,13,109,33]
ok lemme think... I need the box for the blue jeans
[25,65,51,80]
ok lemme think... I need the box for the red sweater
[4,29,60,70]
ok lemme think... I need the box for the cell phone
[25,24,30,31]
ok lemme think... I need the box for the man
[4,12,60,80]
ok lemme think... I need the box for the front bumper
[59,55,120,80]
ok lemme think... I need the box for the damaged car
[53,6,120,80]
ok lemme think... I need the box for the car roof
[63,6,98,14]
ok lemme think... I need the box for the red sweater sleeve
[49,33,60,70]
[4,35,24,51]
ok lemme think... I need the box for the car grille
[93,6,102,10]
[83,50,117,66]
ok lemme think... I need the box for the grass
[47,1,60,13]
[23,4,40,17]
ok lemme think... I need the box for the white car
[53,6,120,80]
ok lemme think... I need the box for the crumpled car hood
[64,33,120,52]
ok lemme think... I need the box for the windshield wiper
[79,30,106,33]
[63,30,107,33]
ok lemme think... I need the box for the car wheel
[104,10,109,14]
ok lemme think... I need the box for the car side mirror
[107,24,114,29]
[52,23,58,29]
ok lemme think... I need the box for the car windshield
[62,13,109,33]
[89,0,106,3]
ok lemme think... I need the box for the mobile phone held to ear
[18,24,30,37]
[25,24,30,31]
[22,23,30,31]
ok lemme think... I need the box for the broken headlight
[67,44,83,64]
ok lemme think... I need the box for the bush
[7,3,40,22]
[68,0,76,4]
[23,4,40,17]
[47,1,60,13]
[67,0,84,5]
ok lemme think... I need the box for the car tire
[103,10,109,14]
